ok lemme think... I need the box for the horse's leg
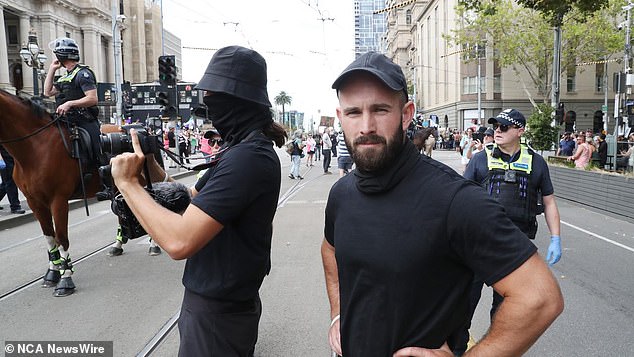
[29,202,63,288]
[50,199,75,297]
[107,225,125,256]
[148,236,161,256]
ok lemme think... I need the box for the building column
[82,28,99,75]
[106,37,114,83]
[19,15,34,95]
[0,6,14,91]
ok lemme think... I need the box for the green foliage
[525,104,560,151]
[450,0,625,103]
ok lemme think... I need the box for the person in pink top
[567,135,591,169]
[305,134,316,167]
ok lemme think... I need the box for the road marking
[561,220,634,253]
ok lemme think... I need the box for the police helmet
[49,37,80,61]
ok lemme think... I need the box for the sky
[161,0,355,128]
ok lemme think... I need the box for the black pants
[322,149,331,173]
[0,151,21,210]
[178,289,262,357]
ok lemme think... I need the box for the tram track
[137,165,320,355]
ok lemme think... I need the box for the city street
[0,148,633,356]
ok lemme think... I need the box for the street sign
[602,104,608,113]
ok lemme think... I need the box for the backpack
[286,141,296,155]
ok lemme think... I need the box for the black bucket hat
[195,46,271,107]
[332,51,408,98]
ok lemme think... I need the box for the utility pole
[551,21,562,127]
[112,2,125,125]
[476,43,482,126]
[621,3,633,135]
[604,57,609,133]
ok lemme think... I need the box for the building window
[566,65,576,92]
[494,74,501,93]
[7,25,18,45]
[595,63,605,93]
[463,76,479,94]
[406,10,412,25]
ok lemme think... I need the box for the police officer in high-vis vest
[449,108,562,356]
[43,37,101,163]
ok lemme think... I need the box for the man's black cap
[195,46,271,107]
[484,128,495,136]
[488,108,526,128]
[332,52,408,98]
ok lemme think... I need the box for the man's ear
[402,101,415,131]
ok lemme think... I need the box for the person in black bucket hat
[110,45,287,356]
[321,53,563,356]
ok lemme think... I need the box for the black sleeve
[534,155,554,196]
[194,168,213,192]
[77,68,97,92]
[463,151,487,182]
[447,182,537,286]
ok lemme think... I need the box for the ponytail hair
[263,120,288,147]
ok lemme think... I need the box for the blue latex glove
[546,235,561,266]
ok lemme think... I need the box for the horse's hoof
[107,246,123,256]
[53,277,75,297]
[148,246,161,256]
[41,269,60,287]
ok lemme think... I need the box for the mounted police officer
[450,108,563,355]
[43,37,102,165]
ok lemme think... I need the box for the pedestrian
[314,132,322,161]
[110,45,287,357]
[336,131,353,177]
[0,146,26,214]
[289,129,304,179]
[167,127,177,168]
[321,52,563,356]
[178,127,191,164]
[322,127,333,174]
[305,134,316,167]
[556,132,575,157]
[330,129,338,157]
[567,134,591,169]
[453,108,564,355]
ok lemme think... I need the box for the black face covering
[203,93,270,146]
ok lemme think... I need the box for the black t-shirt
[186,134,281,301]
[325,155,536,355]
[463,149,554,196]
[167,131,176,147]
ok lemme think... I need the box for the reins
[0,115,61,144]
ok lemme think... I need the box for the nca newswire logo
[5,341,113,357]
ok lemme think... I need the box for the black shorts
[178,289,262,357]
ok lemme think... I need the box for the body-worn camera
[100,124,160,156]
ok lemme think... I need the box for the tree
[451,0,623,105]
[525,104,560,151]
[274,91,293,129]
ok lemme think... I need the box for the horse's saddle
[71,127,95,164]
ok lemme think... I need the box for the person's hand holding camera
[110,129,146,190]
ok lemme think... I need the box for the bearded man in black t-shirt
[321,52,563,357]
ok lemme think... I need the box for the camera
[99,124,160,156]
[472,132,484,143]
[112,182,191,240]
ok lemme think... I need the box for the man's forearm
[321,239,340,319]
[465,255,564,356]
[542,195,560,236]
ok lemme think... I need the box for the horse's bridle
[0,115,61,144]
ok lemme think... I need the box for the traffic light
[158,55,176,86]
[555,102,565,125]
[123,103,133,119]
[157,91,177,119]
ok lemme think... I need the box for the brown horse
[0,90,114,296]
[413,127,436,157]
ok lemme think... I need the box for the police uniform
[54,63,102,162]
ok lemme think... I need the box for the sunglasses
[209,139,224,146]
[493,123,519,132]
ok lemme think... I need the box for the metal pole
[622,5,632,136]
[112,2,123,125]
[604,57,609,133]
[32,67,39,102]
[476,43,482,126]
[551,25,561,127]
